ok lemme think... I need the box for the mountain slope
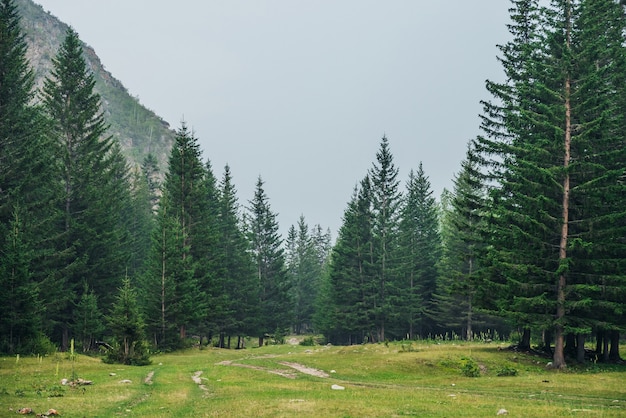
[16,0,174,173]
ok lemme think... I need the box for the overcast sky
[34,0,514,238]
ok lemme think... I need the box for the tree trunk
[609,331,621,362]
[595,330,604,356]
[576,333,586,363]
[565,333,576,356]
[466,294,473,341]
[543,329,553,355]
[554,0,573,371]
[62,326,69,352]
[603,336,610,362]
[258,335,264,347]
[519,328,531,351]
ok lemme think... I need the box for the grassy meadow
[0,339,624,417]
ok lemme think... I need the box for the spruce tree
[214,165,257,347]
[323,178,375,344]
[140,194,188,349]
[0,0,53,354]
[106,277,150,365]
[476,0,626,367]
[247,177,291,345]
[435,145,492,341]
[159,123,208,340]
[42,27,131,349]
[368,136,402,342]
[0,208,42,353]
[72,283,104,352]
[395,164,441,339]
[286,216,324,334]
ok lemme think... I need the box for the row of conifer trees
[2,0,625,370]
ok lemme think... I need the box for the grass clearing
[0,340,624,417]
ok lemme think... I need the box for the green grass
[0,341,624,417]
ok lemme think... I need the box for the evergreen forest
[1,0,625,369]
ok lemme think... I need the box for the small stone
[109,372,116,376]
[330,370,336,373]
[17,408,33,415]
[60,378,68,385]
[331,384,345,390]
[119,379,132,384]
[497,408,508,415]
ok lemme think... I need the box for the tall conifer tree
[0,0,53,353]
[395,164,441,339]
[158,123,207,341]
[477,0,626,367]
[247,177,291,345]
[42,27,131,349]
[323,178,375,344]
[368,136,401,342]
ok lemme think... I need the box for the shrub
[496,365,518,376]
[299,336,316,346]
[461,357,481,377]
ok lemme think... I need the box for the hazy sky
[34,0,514,238]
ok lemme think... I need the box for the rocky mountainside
[16,0,174,173]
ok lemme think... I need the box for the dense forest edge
[1,0,625,371]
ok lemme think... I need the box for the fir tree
[159,123,208,340]
[0,207,42,353]
[214,165,257,347]
[368,135,402,342]
[323,178,375,344]
[395,164,441,339]
[72,283,104,352]
[476,0,626,367]
[42,27,131,350]
[286,216,324,334]
[0,0,55,354]
[247,177,291,345]
[106,277,150,365]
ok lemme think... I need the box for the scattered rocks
[191,371,203,385]
[60,377,92,386]
[331,384,345,390]
[497,408,508,415]
[192,371,210,395]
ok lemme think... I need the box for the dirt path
[278,362,329,378]
[144,371,155,385]
[217,360,328,379]
[192,371,210,393]
[216,360,298,379]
